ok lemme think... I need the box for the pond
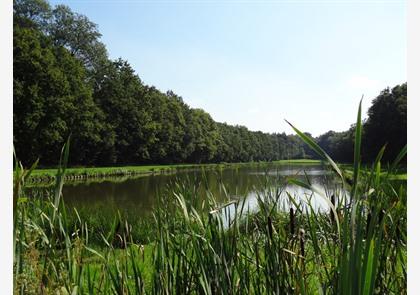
[62,163,345,218]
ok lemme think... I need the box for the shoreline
[25,159,323,183]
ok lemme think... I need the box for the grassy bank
[341,167,407,181]
[27,159,322,183]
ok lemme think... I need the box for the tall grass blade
[389,144,407,173]
[351,97,363,201]
[52,136,71,224]
[285,120,344,184]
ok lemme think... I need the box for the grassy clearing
[13,104,406,294]
[342,167,407,181]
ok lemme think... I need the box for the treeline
[316,83,407,164]
[13,0,310,167]
[13,0,406,167]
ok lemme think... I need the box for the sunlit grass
[27,159,322,182]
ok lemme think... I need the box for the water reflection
[62,164,343,218]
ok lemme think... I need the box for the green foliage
[14,0,406,170]
[364,83,407,163]
[13,23,106,166]
[49,4,108,72]
[316,84,407,164]
[13,0,314,168]
[14,0,52,30]
[286,100,406,294]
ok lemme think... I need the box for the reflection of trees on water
[62,164,339,218]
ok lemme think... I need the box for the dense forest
[13,0,407,167]
[317,83,407,164]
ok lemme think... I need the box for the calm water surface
[62,164,344,217]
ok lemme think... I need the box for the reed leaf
[285,120,344,184]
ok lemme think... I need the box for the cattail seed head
[267,216,273,240]
[299,228,305,257]
[289,207,295,235]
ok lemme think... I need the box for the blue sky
[50,0,406,136]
